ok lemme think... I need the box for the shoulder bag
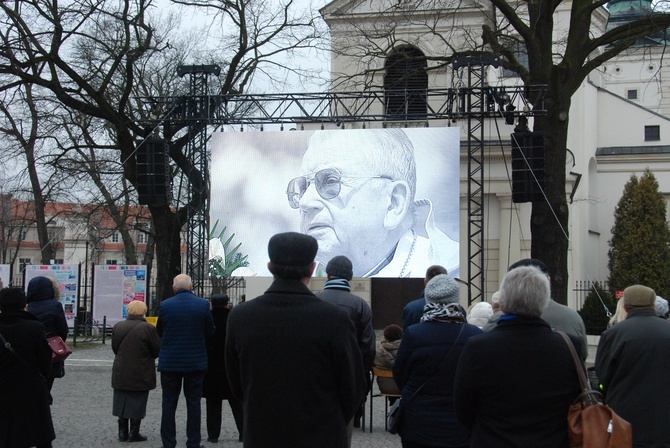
[47,334,72,362]
[387,323,465,434]
[557,331,632,448]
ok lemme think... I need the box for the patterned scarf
[420,302,466,323]
[323,278,350,292]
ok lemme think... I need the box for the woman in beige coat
[111,300,161,442]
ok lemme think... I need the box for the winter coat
[374,339,401,395]
[454,317,582,448]
[111,315,161,391]
[0,310,55,448]
[317,286,375,369]
[156,289,215,373]
[596,308,670,447]
[203,306,233,400]
[225,278,366,448]
[394,320,482,447]
[402,292,425,330]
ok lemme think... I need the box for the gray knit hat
[655,296,668,317]
[326,255,353,281]
[425,274,460,304]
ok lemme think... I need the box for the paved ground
[51,342,401,448]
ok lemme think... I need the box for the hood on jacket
[26,276,55,303]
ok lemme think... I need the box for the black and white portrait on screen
[209,127,460,278]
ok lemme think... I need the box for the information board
[92,265,147,327]
[24,265,79,328]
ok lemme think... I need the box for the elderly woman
[0,287,55,448]
[453,265,582,448]
[112,300,161,442]
[393,274,482,448]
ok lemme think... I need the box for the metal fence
[573,280,610,311]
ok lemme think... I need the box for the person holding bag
[392,274,482,448]
[26,276,69,396]
[453,265,582,448]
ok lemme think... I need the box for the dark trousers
[205,396,243,440]
[160,371,205,448]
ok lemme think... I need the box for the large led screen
[210,127,460,278]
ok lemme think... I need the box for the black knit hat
[268,232,318,266]
[0,288,27,311]
[326,255,353,281]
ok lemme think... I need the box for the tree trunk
[530,92,571,304]
[149,204,183,302]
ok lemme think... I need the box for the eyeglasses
[286,167,390,209]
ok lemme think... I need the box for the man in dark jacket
[316,255,375,439]
[203,293,243,443]
[225,232,366,448]
[157,274,216,448]
[596,284,670,447]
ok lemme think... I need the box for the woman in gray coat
[112,300,161,442]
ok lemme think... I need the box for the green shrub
[578,283,616,335]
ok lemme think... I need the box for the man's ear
[383,181,410,230]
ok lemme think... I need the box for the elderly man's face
[295,137,393,267]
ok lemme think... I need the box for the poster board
[0,264,10,288]
[24,265,78,328]
[92,265,147,327]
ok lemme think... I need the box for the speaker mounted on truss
[136,137,171,206]
[511,132,545,203]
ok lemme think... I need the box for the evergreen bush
[578,283,616,335]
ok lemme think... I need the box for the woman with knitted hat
[392,274,482,448]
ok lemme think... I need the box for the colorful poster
[24,265,79,328]
[92,265,147,327]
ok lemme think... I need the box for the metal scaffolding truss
[148,65,547,303]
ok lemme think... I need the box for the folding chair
[369,366,402,432]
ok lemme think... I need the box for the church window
[384,46,428,119]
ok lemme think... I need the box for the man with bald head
[157,274,216,448]
[286,129,459,278]
[595,284,670,447]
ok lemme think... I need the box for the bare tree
[0,0,321,301]
[321,0,670,303]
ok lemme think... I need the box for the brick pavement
[51,342,401,448]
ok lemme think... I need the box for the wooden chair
[369,366,402,432]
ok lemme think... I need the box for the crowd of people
[2,231,670,448]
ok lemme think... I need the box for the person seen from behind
[111,300,161,442]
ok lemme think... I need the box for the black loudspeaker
[136,138,171,206]
[511,132,545,203]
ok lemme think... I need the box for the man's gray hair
[499,266,550,318]
[173,274,192,291]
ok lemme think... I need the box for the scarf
[420,302,466,323]
[323,278,350,292]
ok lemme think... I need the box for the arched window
[384,46,428,119]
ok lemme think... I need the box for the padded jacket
[156,290,215,372]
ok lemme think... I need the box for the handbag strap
[405,322,466,403]
[557,331,600,406]
[0,330,46,380]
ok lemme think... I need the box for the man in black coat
[596,284,670,447]
[203,293,243,443]
[225,232,366,448]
